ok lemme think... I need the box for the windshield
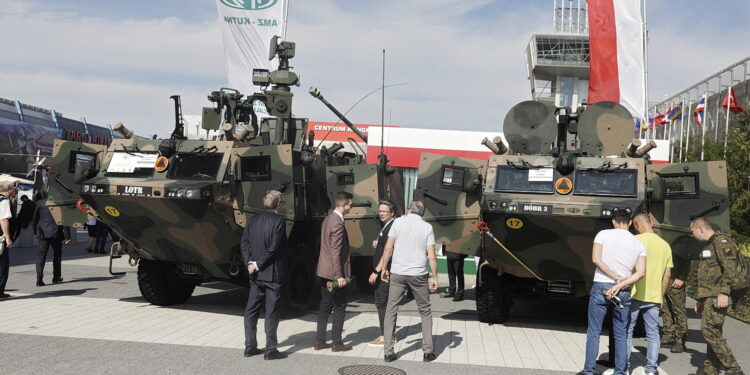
[167,153,224,180]
[494,165,554,194]
[105,152,157,178]
[574,169,637,197]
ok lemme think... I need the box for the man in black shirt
[367,200,396,346]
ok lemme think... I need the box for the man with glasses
[242,190,289,360]
[367,200,397,346]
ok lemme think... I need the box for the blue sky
[1,0,748,136]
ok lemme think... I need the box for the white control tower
[525,0,590,110]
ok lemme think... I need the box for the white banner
[215,0,287,99]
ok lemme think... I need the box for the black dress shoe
[36,281,46,287]
[244,348,263,357]
[52,278,64,284]
[263,349,287,360]
[423,353,436,362]
[0,293,10,298]
[452,293,464,302]
[384,353,397,362]
[439,291,455,298]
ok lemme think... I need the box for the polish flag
[587,0,645,118]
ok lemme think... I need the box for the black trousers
[0,243,9,294]
[374,277,390,335]
[36,237,62,282]
[316,277,347,344]
[244,279,282,352]
[446,251,466,295]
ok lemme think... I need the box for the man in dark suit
[32,197,64,287]
[241,190,289,360]
[314,191,353,352]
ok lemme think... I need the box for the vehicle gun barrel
[482,136,508,155]
[626,138,642,158]
[113,122,134,139]
[635,140,657,157]
[308,87,368,143]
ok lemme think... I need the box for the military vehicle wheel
[137,259,196,306]
[283,251,317,315]
[476,263,512,324]
[352,256,375,295]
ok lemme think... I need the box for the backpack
[715,235,750,291]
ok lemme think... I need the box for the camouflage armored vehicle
[45,36,404,309]
[414,100,731,323]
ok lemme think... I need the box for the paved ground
[1,233,748,374]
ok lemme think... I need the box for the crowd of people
[242,189,745,375]
[579,212,745,375]
[0,181,744,374]
[0,181,117,301]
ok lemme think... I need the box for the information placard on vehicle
[528,167,553,182]
[107,153,158,173]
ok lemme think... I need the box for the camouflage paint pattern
[415,153,484,256]
[420,100,734,304]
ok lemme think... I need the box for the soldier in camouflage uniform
[689,218,745,375]
[661,248,689,353]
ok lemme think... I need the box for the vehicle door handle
[351,201,371,208]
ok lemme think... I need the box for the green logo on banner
[220,0,278,10]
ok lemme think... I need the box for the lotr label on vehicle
[116,185,153,197]
[104,206,120,217]
[505,218,524,229]
[521,204,551,213]
[555,177,573,194]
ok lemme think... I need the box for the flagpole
[641,0,649,142]
[714,88,722,142]
[678,97,685,162]
[685,99,693,162]
[282,0,290,40]
[723,86,732,159]
[701,91,707,161]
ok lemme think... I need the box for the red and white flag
[722,87,746,114]
[587,0,645,118]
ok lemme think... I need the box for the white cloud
[1,0,748,138]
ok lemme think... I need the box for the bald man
[625,214,672,375]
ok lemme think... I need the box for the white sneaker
[601,369,615,375]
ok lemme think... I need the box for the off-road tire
[137,259,196,306]
[476,262,511,324]
[282,251,318,315]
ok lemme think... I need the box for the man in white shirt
[0,181,17,301]
[380,201,438,363]
[579,210,646,375]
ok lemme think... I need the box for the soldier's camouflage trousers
[662,284,687,344]
[701,299,744,375]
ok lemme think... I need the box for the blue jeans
[583,282,632,375]
[627,300,661,374]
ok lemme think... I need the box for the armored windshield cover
[574,169,637,197]
[494,165,554,194]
